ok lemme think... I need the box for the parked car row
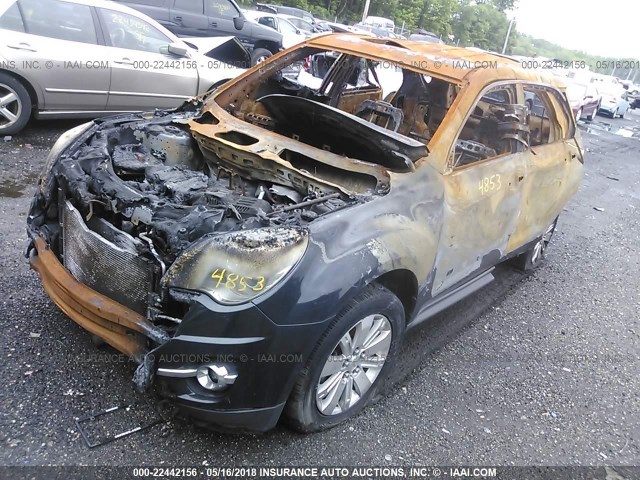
[116,0,284,65]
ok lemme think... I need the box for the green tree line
[240,0,639,81]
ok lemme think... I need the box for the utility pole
[362,0,370,23]
[502,18,515,54]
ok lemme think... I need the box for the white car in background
[278,13,318,35]
[0,0,246,134]
[244,10,306,49]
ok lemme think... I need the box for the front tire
[0,72,31,135]
[512,218,557,272]
[285,283,405,433]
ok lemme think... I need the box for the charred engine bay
[29,116,354,267]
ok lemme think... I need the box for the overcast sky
[512,0,638,59]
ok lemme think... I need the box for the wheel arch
[253,40,280,55]
[372,269,418,323]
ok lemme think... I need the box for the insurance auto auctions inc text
[251,466,497,478]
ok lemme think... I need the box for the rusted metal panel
[29,237,162,361]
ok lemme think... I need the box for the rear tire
[512,218,557,272]
[251,48,272,66]
[285,283,405,433]
[0,72,31,135]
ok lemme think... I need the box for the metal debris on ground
[76,404,165,448]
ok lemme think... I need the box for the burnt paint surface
[25,36,584,429]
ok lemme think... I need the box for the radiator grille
[62,201,153,314]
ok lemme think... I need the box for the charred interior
[214,46,458,168]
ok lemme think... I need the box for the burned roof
[305,34,565,88]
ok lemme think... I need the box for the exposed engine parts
[29,117,352,269]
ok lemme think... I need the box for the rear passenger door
[432,83,528,295]
[513,84,583,247]
[97,7,199,110]
[170,0,209,37]
[4,0,109,112]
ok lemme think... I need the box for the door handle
[7,43,37,52]
[114,58,134,65]
[210,21,218,27]
[174,15,182,22]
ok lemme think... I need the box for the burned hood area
[26,108,360,306]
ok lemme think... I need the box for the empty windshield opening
[214,47,459,170]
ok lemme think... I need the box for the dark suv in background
[116,0,283,64]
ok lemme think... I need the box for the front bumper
[29,237,166,361]
[29,236,322,432]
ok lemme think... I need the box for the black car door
[205,0,241,37]
[170,0,208,36]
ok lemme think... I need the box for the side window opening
[258,16,276,30]
[173,0,203,14]
[524,85,573,143]
[524,87,552,146]
[20,0,97,44]
[100,9,171,53]
[213,47,459,172]
[453,84,529,168]
[0,3,25,32]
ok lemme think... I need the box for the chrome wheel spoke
[361,356,385,369]
[317,372,346,414]
[0,107,17,122]
[352,315,374,350]
[338,331,353,355]
[0,92,17,108]
[340,376,354,411]
[362,325,392,356]
[531,241,542,263]
[320,355,343,378]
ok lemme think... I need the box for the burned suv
[27,35,583,433]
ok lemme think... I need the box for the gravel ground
[0,111,638,467]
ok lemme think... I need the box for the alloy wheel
[316,314,392,416]
[0,83,22,130]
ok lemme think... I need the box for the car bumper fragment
[29,237,169,362]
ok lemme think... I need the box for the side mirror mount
[167,42,188,57]
[234,16,245,30]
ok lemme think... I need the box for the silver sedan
[0,0,247,134]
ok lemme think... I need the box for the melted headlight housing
[163,227,308,305]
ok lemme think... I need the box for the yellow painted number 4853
[479,174,502,195]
